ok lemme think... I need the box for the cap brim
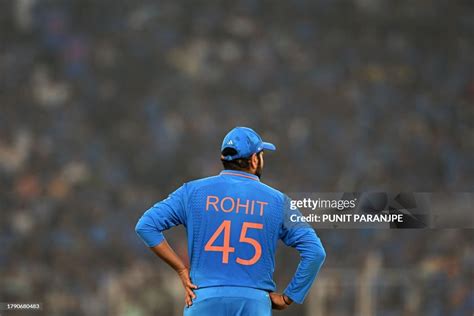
[262,142,276,151]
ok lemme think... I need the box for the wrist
[282,294,293,305]
[176,266,188,274]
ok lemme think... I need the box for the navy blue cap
[221,127,276,161]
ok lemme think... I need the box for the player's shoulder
[255,180,287,203]
[183,174,224,190]
[255,180,284,196]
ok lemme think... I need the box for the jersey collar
[219,170,260,181]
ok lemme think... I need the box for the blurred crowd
[0,0,472,315]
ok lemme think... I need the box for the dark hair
[221,148,251,170]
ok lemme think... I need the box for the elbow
[317,244,326,263]
[135,218,146,237]
[135,216,165,247]
[312,244,326,264]
[306,240,326,268]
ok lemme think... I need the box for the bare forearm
[149,240,187,272]
[149,240,198,306]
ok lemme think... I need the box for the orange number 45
[204,220,263,266]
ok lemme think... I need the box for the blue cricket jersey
[135,170,326,304]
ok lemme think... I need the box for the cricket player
[135,127,326,315]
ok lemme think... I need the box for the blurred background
[0,0,473,315]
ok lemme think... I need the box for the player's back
[136,127,326,316]
[184,170,285,292]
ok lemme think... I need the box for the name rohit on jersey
[206,195,268,216]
